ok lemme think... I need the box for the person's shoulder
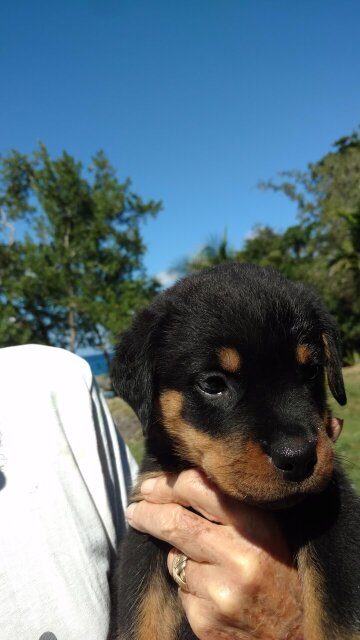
[0,344,93,384]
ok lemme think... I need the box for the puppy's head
[112,263,346,508]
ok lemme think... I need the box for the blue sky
[1,0,360,281]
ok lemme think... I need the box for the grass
[126,438,145,465]
[108,365,360,491]
[331,364,360,491]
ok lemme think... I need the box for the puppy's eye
[301,363,320,381]
[197,374,228,396]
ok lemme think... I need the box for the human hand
[126,469,304,640]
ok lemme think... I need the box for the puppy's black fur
[109,263,360,640]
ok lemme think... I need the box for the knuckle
[243,560,264,593]
[231,550,261,591]
[159,504,204,539]
[186,467,205,487]
[159,504,184,537]
[230,549,248,574]
[158,503,210,547]
[179,468,207,497]
[212,585,241,619]
[176,468,203,499]
[189,618,209,640]
[181,596,211,640]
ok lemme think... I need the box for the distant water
[82,352,112,376]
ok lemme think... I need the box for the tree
[0,144,161,357]
[175,229,236,275]
[236,223,316,283]
[261,129,360,361]
[173,129,360,361]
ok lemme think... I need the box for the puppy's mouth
[203,464,333,510]
[242,494,306,510]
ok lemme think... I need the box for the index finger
[137,469,286,556]
[126,499,223,564]
[139,469,259,526]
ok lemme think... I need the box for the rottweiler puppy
[109,263,360,640]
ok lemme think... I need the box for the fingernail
[126,503,136,520]
[141,478,157,494]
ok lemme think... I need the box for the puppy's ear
[322,330,347,406]
[111,308,161,434]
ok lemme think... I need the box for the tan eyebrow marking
[218,346,242,372]
[296,344,312,365]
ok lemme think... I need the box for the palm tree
[176,228,236,275]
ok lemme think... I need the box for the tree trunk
[68,305,77,352]
[101,344,112,371]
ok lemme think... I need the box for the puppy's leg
[109,527,197,640]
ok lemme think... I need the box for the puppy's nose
[270,439,317,482]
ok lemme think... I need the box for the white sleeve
[0,344,138,640]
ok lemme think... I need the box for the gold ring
[172,552,188,590]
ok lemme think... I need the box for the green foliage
[175,229,236,275]
[179,128,360,361]
[260,129,360,361]
[0,144,161,352]
[331,365,360,492]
